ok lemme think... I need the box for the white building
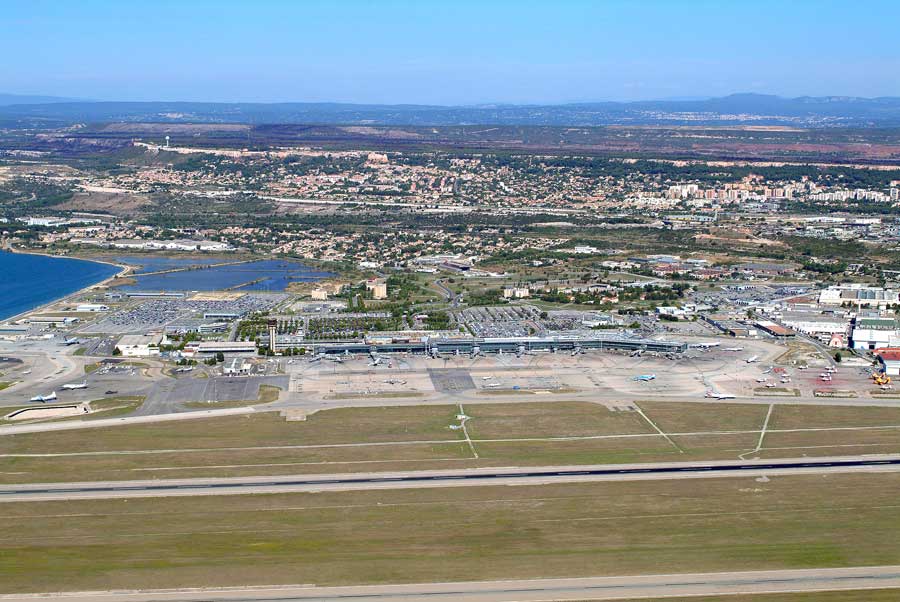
[503,287,531,299]
[365,279,388,300]
[116,334,162,357]
[851,318,900,351]
[76,304,109,312]
[819,285,899,309]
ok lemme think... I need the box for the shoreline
[0,247,132,324]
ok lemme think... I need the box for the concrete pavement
[3,566,900,601]
[4,455,900,502]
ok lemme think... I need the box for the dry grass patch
[770,404,900,430]
[637,401,769,433]
[4,474,900,593]
[465,402,652,440]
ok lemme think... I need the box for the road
[4,455,900,502]
[3,566,900,601]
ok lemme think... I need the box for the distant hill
[0,93,82,106]
[2,93,900,127]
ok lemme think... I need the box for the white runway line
[458,403,479,459]
[634,406,683,453]
[741,403,774,460]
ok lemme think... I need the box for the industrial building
[308,333,687,356]
[851,317,900,351]
[876,348,900,376]
[115,333,163,357]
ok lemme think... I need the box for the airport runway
[4,455,900,502]
[3,566,900,601]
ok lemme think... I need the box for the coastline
[0,247,132,324]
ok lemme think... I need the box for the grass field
[3,473,900,593]
[3,401,900,483]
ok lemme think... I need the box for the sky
[1,0,899,105]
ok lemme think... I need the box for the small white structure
[76,304,110,312]
[223,358,251,375]
[116,334,162,357]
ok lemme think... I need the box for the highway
[4,455,900,502]
[3,566,900,601]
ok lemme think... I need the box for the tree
[834,351,842,363]
[216,352,225,363]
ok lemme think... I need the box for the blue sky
[2,0,898,104]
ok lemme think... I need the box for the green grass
[3,474,900,593]
[6,401,900,484]
[0,382,12,391]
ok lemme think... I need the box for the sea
[0,251,121,321]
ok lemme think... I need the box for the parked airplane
[60,338,80,346]
[485,383,502,388]
[746,355,760,363]
[174,366,194,373]
[705,389,736,400]
[61,381,87,390]
[369,357,383,367]
[724,347,744,352]
[633,374,656,382]
[30,391,57,403]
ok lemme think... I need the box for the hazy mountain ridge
[2,93,900,127]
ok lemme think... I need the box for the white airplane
[62,381,88,390]
[369,357,383,367]
[175,366,194,373]
[30,391,57,403]
[482,376,493,380]
[633,374,656,382]
[22,369,31,375]
[756,377,768,383]
[765,382,776,388]
[705,389,735,400]
[746,355,760,363]
[761,368,772,374]
[724,347,744,352]
[60,337,80,346]
[485,383,502,388]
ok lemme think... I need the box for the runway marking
[634,406,683,453]
[458,403,479,459]
[6,423,900,458]
[129,457,470,472]
[741,403,774,460]
[8,458,900,502]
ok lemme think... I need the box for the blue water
[109,255,233,275]
[0,251,120,321]
[120,259,334,292]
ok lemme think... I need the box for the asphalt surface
[3,566,900,601]
[4,456,900,502]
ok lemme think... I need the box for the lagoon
[0,251,120,321]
